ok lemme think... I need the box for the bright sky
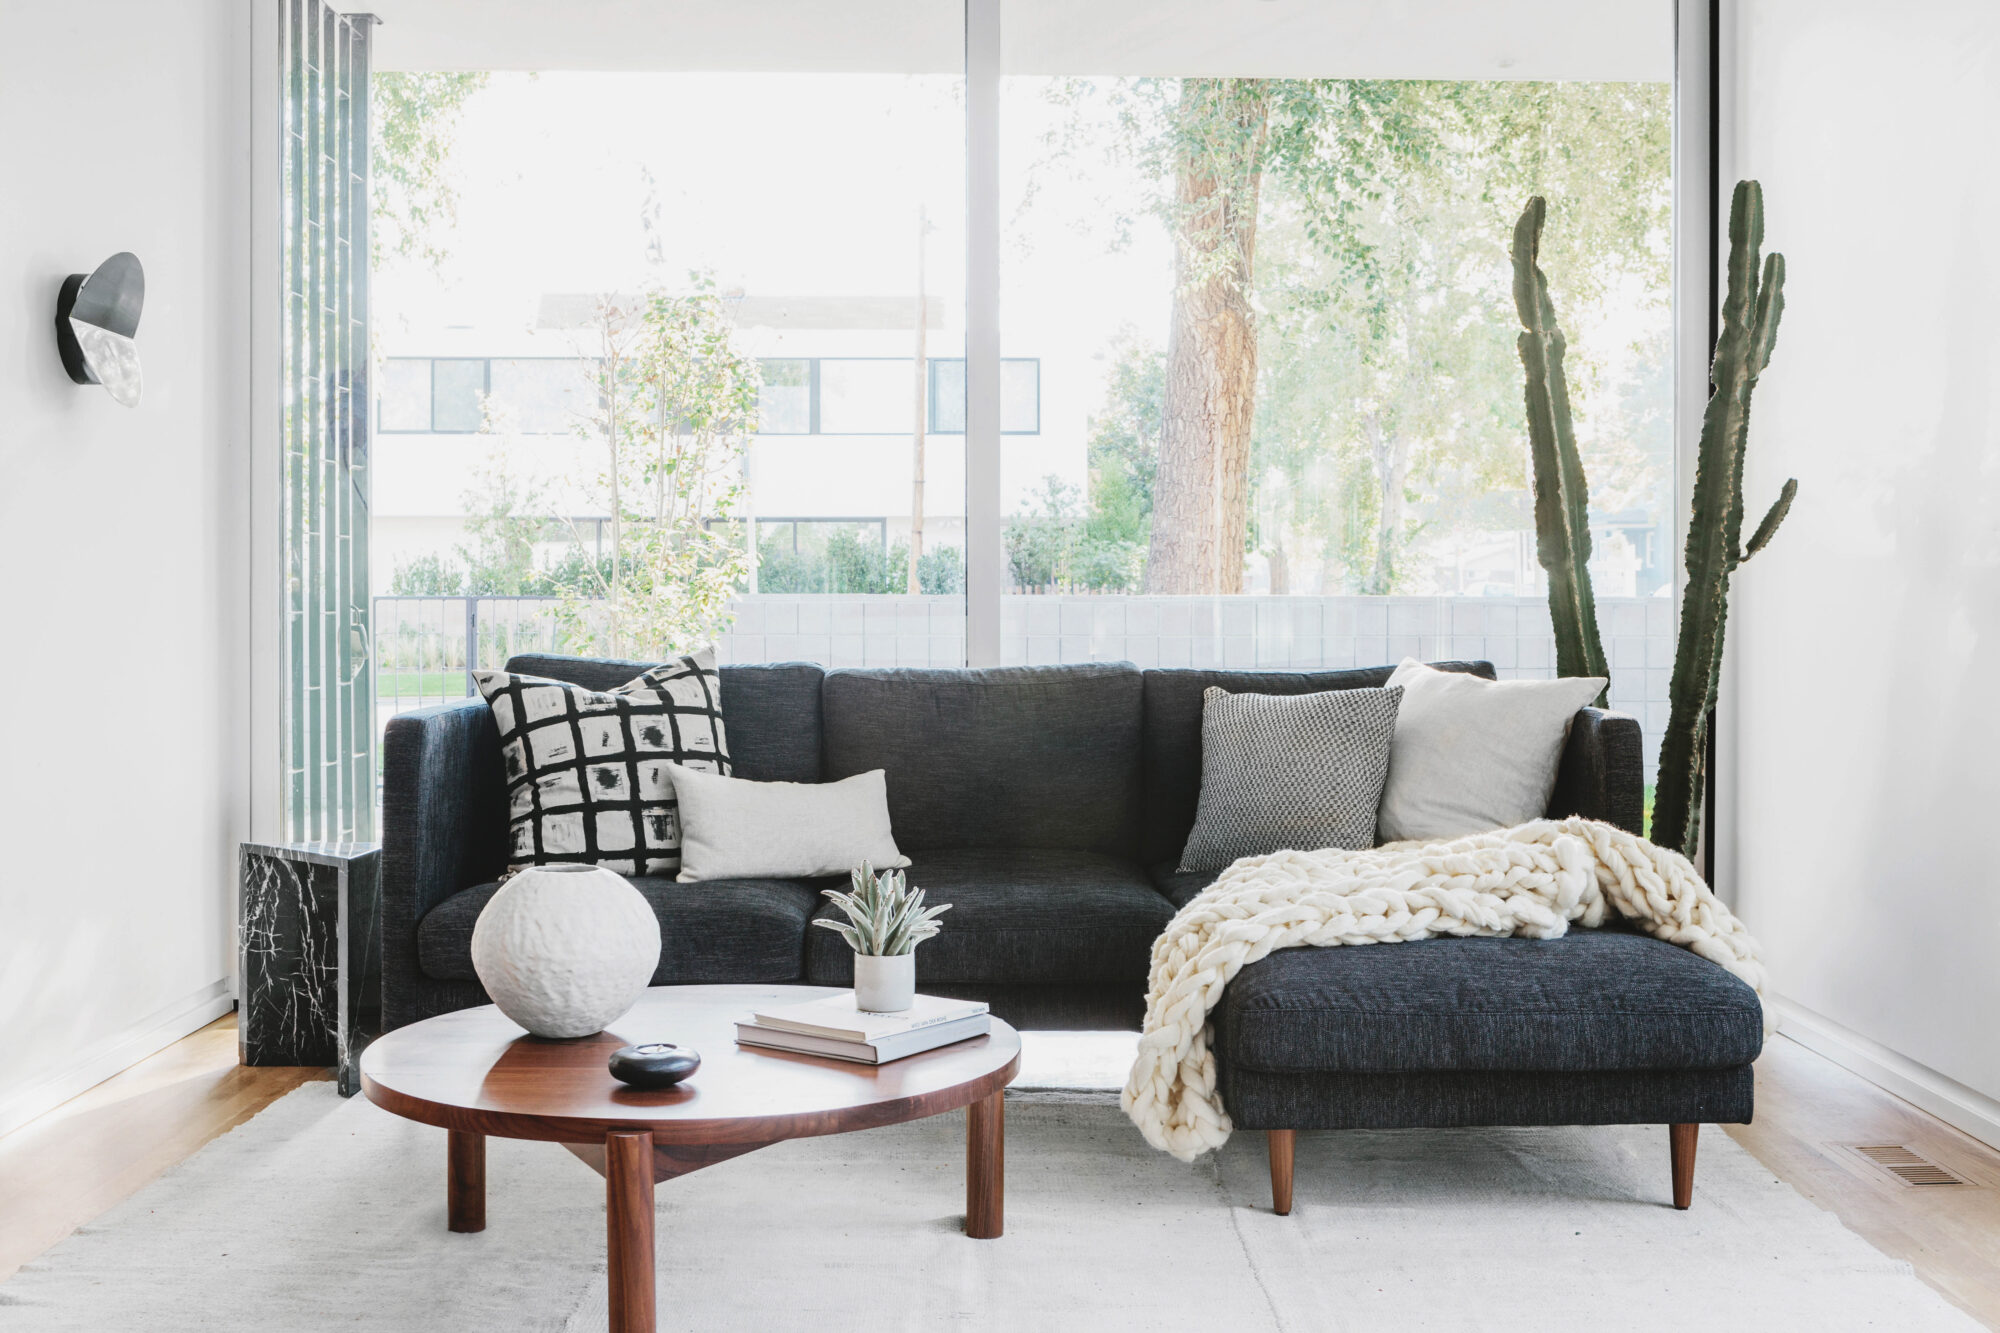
[376,72,1177,365]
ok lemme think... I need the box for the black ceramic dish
[608,1042,701,1090]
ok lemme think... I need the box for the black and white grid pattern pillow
[474,650,729,878]
[1177,684,1403,874]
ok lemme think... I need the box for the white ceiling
[354,0,1672,81]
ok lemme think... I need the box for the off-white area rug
[0,1078,1979,1333]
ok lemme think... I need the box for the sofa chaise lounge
[381,656,1763,1210]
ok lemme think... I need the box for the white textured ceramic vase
[470,864,660,1038]
[852,952,916,1013]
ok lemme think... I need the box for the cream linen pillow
[1375,659,1608,843]
[670,766,910,882]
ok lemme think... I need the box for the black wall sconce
[56,252,145,408]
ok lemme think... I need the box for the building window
[379,356,596,434]
[430,359,488,432]
[379,358,432,432]
[818,359,913,434]
[488,358,594,434]
[751,356,1041,437]
[757,359,812,434]
[928,358,1038,434]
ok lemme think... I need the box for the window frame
[926,356,1038,435]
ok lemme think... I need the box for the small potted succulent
[813,863,950,1013]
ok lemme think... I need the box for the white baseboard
[0,979,235,1141]
[1775,996,2000,1151]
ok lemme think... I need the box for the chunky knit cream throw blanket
[1122,817,1772,1161]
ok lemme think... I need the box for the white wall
[1723,0,2000,1138]
[0,0,249,1136]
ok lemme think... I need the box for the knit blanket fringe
[1121,817,1772,1161]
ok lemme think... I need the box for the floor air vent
[1843,1144,1968,1187]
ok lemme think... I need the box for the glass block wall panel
[282,0,374,842]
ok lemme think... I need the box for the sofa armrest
[1546,706,1645,835]
[380,697,506,1030]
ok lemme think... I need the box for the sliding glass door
[365,0,1677,785]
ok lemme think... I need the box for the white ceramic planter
[852,952,916,1013]
[470,864,661,1038]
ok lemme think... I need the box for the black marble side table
[239,841,382,1096]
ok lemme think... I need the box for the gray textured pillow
[1177,685,1403,874]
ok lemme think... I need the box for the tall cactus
[1512,197,1609,702]
[1651,181,1797,858]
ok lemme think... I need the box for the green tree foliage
[454,456,549,595]
[387,553,464,596]
[1051,78,1671,596]
[1005,477,1147,594]
[1084,332,1165,550]
[756,531,963,596]
[553,276,757,659]
[371,72,489,270]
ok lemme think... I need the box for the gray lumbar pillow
[1177,685,1403,874]
[670,767,910,882]
[1375,658,1608,843]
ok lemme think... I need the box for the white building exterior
[371,292,1081,584]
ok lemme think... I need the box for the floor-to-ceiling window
[994,3,1675,784]
[364,0,1676,789]
[369,12,965,728]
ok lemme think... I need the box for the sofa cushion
[804,848,1173,987]
[1212,930,1764,1075]
[821,664,1143,855]
[418,876,821,985]
[505,655,824,783]
[1139,661,1494,867]
[1150,862,1214,910]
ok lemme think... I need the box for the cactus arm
[1742,479,1797,560]
[1747,253,1785,376]
[1512,196,1610,702]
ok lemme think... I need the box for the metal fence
[373,595,570,716]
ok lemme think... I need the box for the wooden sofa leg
[1670,1123,1698,1210]
[1269,1129,1295,1215]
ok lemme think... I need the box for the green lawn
[378,671,471,699]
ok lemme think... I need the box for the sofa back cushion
[503,655,824,783]
[1138,661,1495,867]
[821,664,1144,856]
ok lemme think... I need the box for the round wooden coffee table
[361,984,1021,1333]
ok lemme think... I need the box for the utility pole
[909,203,928,595]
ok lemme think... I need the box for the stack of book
[736,993,990,1064]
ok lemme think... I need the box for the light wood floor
[1725,1038,2000,1326]
[1,1020,1995,1327]
[0,1015,325,1284]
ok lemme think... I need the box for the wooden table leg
[606,1130,656,1333]
[447,1129,485,1234]
[966,1089,1004,1239]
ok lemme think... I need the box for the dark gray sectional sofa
[381,654,1762,1208]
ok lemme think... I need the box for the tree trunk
[1146,79,1267,595]
[1364,410,1410,594]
